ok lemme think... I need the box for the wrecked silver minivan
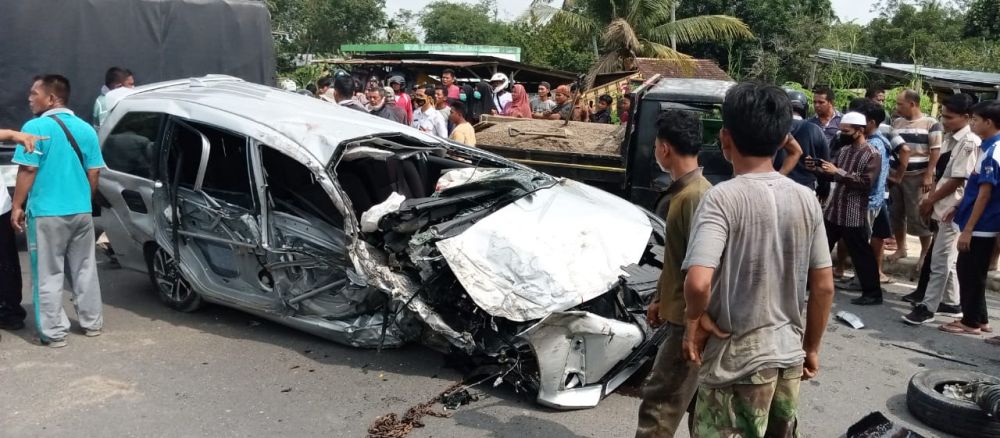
[95,76,667,409]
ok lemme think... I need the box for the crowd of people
[635,82,1000,436]
[307,68,629,147]
[2,63,1000,437]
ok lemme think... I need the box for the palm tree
[531,0,753,86]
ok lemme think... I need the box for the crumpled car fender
[519,311,645,409]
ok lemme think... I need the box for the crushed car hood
[435,178,653,322]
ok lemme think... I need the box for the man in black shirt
[775,90,831,198]
[590,94,613,124]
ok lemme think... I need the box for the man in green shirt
[635,110,713,437]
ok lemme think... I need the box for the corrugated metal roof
[815,49,1000,90]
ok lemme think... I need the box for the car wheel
[906,369,1000,438]
[148,246,202,312]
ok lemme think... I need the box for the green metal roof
[341,43,521,58]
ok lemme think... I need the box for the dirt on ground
[476,119,625,157]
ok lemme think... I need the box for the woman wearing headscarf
[502,84,533,119]
[471,82,497,123]
[459,84,476,121]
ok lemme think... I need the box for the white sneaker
[84,328,102,337]
[47,339,67,348]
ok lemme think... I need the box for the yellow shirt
[449,122,476,147]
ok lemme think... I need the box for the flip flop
[880,274,893,284]
[886,252,907,263]
[982,325,993,333]
[986,336,1000,346]
[939,322,981,335]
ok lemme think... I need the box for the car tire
[906,369,1000,438]
[148,245,203,313]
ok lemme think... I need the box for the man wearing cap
[808,111,884,305]
[535,85,573,121]
[388,76,413,125]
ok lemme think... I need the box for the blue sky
[385,0,881,24]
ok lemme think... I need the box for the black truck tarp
[0,0,275,128]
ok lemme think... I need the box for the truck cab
[622,78,734,216]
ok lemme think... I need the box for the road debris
[836,311,865,329]
[891,344,979,367]
[847,411,924,438]
[367,383,461,438]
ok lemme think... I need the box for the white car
[95,76,667,409]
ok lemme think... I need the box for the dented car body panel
[96,76,666,409]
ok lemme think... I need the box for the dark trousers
[957,235,994,327]
[913,236,933,295]
[635,323,699,438]
[827,221,881,298]
[0,211,24,324]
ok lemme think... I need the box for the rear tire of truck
[906,369,1000,437]
[148,245,203,313]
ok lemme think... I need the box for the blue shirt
[867,133,891,210]
[13,108,105,218]
[808,111,843,145]
[954,133,1000,237]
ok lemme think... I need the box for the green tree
[538,0,753,85]
[964,0,1000,38]
[268,0,387,54]
[419,1,508,45]
[675,0,833,83]
[384,9,421,43]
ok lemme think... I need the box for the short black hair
[442,68,455,78]
[104,67,132,88]
[423,85,436,97]
[538,81,551,91]
[33,74,71,103]
[305,83,318,94]
[722,82,792,157]
[333,71,355,98]
[864,87,884,99]
[847,97,868,112]
[856,99,886,126]
[450,100,467,118]
[813,86,834,101]
[317,76,333,89]
[972,100,1000,128]
[598,94,613,105]
[623,94,633,102]
[942,93,976,115]
[656,110,703,156]
[901,89,921,105]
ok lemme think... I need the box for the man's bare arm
[803,266,834,379]
[86,168,100,197]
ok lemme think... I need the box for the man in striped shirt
[888,90,943,266]
[810,112,884,305]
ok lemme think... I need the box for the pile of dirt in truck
[476,119,625,157]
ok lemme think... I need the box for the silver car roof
[104,75,442,164]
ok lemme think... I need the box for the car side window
[165,119,257,211]
[104,112,162,179]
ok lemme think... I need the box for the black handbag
[47,114,101,216]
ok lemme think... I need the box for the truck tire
[906,369,1000,437]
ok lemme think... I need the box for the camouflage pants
[635,323,700,438]
[691,365,802,438]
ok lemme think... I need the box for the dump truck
[477,77,735,217]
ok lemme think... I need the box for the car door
[96,111,164,272]
[153,117,281,313]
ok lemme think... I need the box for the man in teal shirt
[12,74,106,348]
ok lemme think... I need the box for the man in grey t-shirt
[681,83,836,436]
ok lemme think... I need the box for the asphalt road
[1,254,998,438]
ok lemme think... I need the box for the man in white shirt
[0,129,44,331]
[412,86,448,138]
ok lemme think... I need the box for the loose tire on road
[906,369,1000,437]
[148,246,203,312]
